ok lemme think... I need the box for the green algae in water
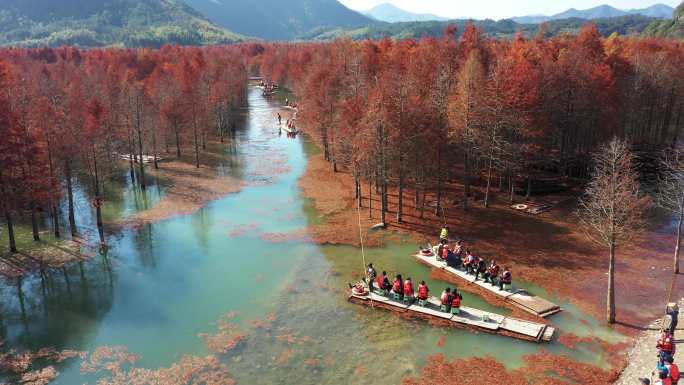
[0,86,626,384]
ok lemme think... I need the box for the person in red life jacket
[451,290,462,309]
[377,271,390,294]
[441,244,451,262]
[404,278,415,302]
[393,274,404,296]
[498,267,512,291]
[484,260,500,285]
[440,288,452,312]
[417,281,429,301]
[667,355,680,385]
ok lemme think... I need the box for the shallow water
[0,86,626,384]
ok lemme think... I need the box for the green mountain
[644,2,684,37]
[303,15,658,41]
[0,0,245,48]
[182,0,374,40]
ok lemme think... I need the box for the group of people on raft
[434,225,513,291]
[354,264,464,314]
[642,304,680,385]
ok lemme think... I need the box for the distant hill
[0,0,244,47]
[364,3,448,23]
[303,15,658,41]
[644,2,684,37]
[512,3,674,24]
[183,0,374,40]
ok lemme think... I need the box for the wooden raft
[349,291,554,343]
[414,253,561,318]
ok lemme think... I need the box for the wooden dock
[349,291,554,343]
[414,252,561,318]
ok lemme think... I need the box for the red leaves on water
[276,349,296,365]
[19,366,58,385]
[403,351,618,385]
[436,336,446,348]
[79,346,140,375]
[198,313,246,355]
[355,365,368,376]
[250,313,277,330]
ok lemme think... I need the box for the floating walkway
[413,252,561,318]
[349,290,554,343]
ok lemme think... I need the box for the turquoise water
[0,86,625,384]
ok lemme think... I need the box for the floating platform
[349,290,554,343]
[413,252,561,318]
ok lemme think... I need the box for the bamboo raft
[349,289,555,343]
[414,250,562,318]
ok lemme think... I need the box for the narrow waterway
[0,86,626,384]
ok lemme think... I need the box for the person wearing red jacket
[417,281,429,301]
[377,271,390,293]
[666,355,680,385]
[392,274,404,296]
[403,278,415,303]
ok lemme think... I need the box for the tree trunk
[381,181,387,225]
[65,159,77,237]
[152,130,159,170]
[5,210,17,253]
[484,152,493,208]
[175,124,182,158]
[368,181,373,219]
[509,174,515,204]
[52,205,60,238]
[436,146,443,215]
[30,206,40,241]
[193,117,200,168]
[93,150,105,245]
[463,148,470,209]
[397,156,404,223]
[137,122,146,191]
[607,241,616,323]
[526,174,532,200]
[674,203,683,274]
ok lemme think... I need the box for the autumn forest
[1,20,684,385]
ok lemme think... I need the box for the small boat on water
[348,285,555,343]
[413,246,561,318]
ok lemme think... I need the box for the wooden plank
[500,317,544,338]
[508,292,560,316]
[542,326,555,342]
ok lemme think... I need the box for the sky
[338,0,682,20]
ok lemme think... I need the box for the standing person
[440,225,449,244]
[366,264,377,292]
[404,278,415,303]
[277,113,282,125]
[440,288,452,313]
[451,289,463,313]
[417,281,429,302]
[667,303,679,336]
